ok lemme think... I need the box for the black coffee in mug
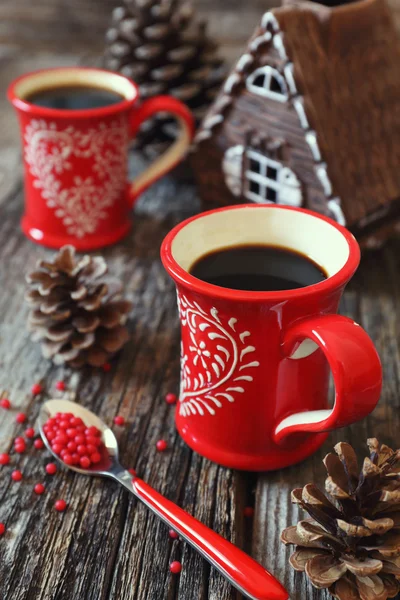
[189,245,327,292]
[25,85,125,110]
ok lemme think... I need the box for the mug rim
[161,204,360,302]
[7,67,139,120]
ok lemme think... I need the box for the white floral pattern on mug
[178,293,260,416]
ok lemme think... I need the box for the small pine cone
[281,439,400,600]
[103,0,226,157]
[25,246,132,368]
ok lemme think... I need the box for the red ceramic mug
[161,204,382,471]
[8,67,194,250]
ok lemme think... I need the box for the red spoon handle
[132,478,288,600]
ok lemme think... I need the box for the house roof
[195,0,400,227]
[274,0,400,224]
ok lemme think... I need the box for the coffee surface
[25,85,124,110]
[189,245,327,292]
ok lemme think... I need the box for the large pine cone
[25,246,132,368]
[281,439,400,600]
[103,0,225,157]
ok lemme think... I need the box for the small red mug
[8,67,194,250]
[161,204,382,471]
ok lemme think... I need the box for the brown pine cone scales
[25,246,132,368]
[281,439,400,600]
[103,0,225,156]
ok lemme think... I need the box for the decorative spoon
[38,399,288,600]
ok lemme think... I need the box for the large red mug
[161,205,382,471]
[8,67,194,250]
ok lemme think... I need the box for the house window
[244,149,302,207]
[246,66,288,102]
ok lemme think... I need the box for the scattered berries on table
[11,470,23,482]
[16,413,27,424]
[34,483,45,495]
[54,500,67,512]
[34,439,44,450]
[14,444,26,454]
[113,415,125,426]
[156,439,168,452]
[169,529,179,540]
[0,398,11,409]
[45,463,57,475]
[165,393,177,405]
[0,453,10,465]
[243,507,255,518]
[55,381,66,391]
[31,383,43,396]
[170,561,182,574]
[25,427,35,439]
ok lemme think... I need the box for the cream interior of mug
[14,69,137,102]
[171,207,350,278]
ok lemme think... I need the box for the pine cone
[281,439,400,600]
[103,0,225,157]
[25,246,132,368]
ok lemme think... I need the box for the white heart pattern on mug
[24,119,129,238]
[178,293,260,417]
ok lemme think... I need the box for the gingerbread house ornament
[191,0,400,245]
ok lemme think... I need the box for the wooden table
[1,4,400,599]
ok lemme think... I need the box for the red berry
[14,437,25,445]
[102,362,111,372]
[0,398,11,409]
[90,452,101,464]
[64,413,74,420]
[77,445,88,456]
[60,449,68,459]
[34,483,45,495]
[54,500,67,512]
[0,453,10,465]
[66,428,77,439]
[15,444,25,454]
[128,468,137,477]
[87,426,100,436]
[156,439,167,452]
[46,430,56,441]
[243,507,255,518]
[87,436,102,448]
[113,415,125,426]
[31,383,43,395]
[63,454,74,466]
[0,523,5,535]
[45,463,57,475]
[11,470,22,481]
[74,434,85,445]
[71,453,80,465]
[25,427,35,439]
[170,561,182,574]
[79,456,91,469]
[55,381,66,391]
[16,413,27,424]
[86,444,97,455]
[169,529,179,540]
[70,417,83,427]
[76,425,85,433]
[67,441,77,452]
[34,439,44,449]
[54,433,68,445]
[51,443,62,455]
[165,393,177,405]
[59,420,69,430]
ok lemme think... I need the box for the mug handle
[273,314,382,445]
[128,96,195,205]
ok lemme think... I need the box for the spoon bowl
[38,399,288,600]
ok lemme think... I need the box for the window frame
[246,66,288,102]
[244,149,283,204]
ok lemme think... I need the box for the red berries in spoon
[43,412,106,469]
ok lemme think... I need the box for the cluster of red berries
[43,412,105,469]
